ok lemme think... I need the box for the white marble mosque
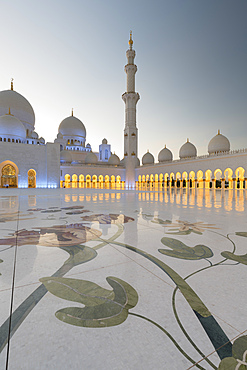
[0,33,246,190]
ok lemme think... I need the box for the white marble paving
[0,188,247,370]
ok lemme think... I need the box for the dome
[85,152,98,164]
[135,157,140,167]
[0,114,26,139]
[179,139,197,159]
[31,131,38,139]
[142,151,154,165]
[60,150,72,163]
[119,157,140,167]
[158,145,173,162]
[208,130,230,154]
[108,153,120,165]
[58,115,86,138]
[102,138,108,144]
[0,89,35,129]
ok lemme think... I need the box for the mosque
[0,33,246,190]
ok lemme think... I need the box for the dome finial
[129,31,133,50]
[11,78,14,91]
[218,129,220,135]
[165,144,166,148]
[187,138,189,142]
[8,107,11,115]
[71,108,73,116]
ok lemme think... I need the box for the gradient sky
[1,0,246,160]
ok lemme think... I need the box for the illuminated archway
[79,174,84,188]
[72,174,77,188]
[176,172,181,188]
[205,170,212,189]
[214,169,222,189]
[182,171,188,188]
[86,174,91,188]
[170,172,175,187]
[224,168,233,189]
[189,171,195,188]
[235,167,245,189]
[197,170,203,189]
[28,169,36,188]
[1,163,17,188]
[92,175,97,188]
[65,174,70,188]
[105,175,109,189]
[164,173,169,187]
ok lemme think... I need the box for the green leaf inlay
[221,251,247,265]
[159,237,213,260]
[40,276,138,328]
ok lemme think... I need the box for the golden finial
[218,129,220,135]
[11,78,14,91]
[187,138,189,142]
[165,144,166,148]
[129,31,133,50]
[71,108,73,116]
[7,107,13,116]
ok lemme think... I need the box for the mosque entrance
[28,169,36,188]
[1,164,17,188]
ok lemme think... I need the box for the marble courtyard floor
[0,188,247,370]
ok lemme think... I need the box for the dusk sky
[1,0,246,160]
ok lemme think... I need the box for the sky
[0,0,246,161]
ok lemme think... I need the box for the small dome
[108,153,120,165]
[31,131,38,139]
[0,114,26,139]
[58,115,86,138]
[158,146,173,162]
[179,139,197,159]
[0,89,35,129]
[142,151,154,165]
[135,157,140,167]
[85,152,98,164]
[102,138,108,144]
[60,150,72,163]
[208,130,230,154]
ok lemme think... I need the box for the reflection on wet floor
[0,189,246,213]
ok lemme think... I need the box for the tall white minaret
[122,32,140,188]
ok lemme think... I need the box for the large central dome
[58,115,86,138]
[0,89,35,130]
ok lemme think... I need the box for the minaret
[122,32,140,188]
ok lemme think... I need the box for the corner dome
[158,146,173,162]
[60,150,72,163]
[85,152,98,164]
[208,130,230,154]
[179,139,197,159]
[142,151,154,165]
[58,115,86,138]
[108,153,120,165]
[0,114,26,139]
[0,89,35,129]
[102,138,108,144]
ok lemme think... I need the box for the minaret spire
[129,31,133,50]
[122,32,140,188]
[11,78,14,91]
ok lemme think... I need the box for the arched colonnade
[137,167,246,190]
[62,174,124,189]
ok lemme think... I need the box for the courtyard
[0,188,246,369]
